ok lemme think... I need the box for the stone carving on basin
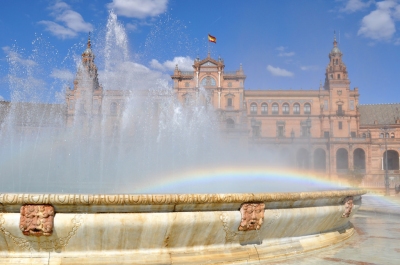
[342,196,354,218]
[238,202,265,231]
[19,205,54,236]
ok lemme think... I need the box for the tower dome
[330,34,342,56]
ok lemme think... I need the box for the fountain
[0,12,365,264]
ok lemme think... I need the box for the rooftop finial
[207,51,210,58]
[333,30,337,47]
[87,32,91,49]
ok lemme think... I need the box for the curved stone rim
[0,190,366,206]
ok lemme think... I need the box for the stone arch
[272,103,279,114]
[296,148,310,169]
[226,118,235,129]
[279,147,294,166]
[201,76,216,87]
[293,103,300,114]
[282,102,290,114]
[304,103,311,115]
[383,150,399,170]
[314,148,326,172]
[261,103,268,114]
[110,102,117,115]
[353,148,366,171]
[336,148,348,172]
[250,103,258,114]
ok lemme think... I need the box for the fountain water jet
[0,11,365,264]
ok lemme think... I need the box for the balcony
[336,110,345,116]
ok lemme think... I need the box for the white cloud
[0,95,4,101]
[356,0,400,42]
[50,69,74,81]
[300,65,318,71]
[149,56,193,72]
[358,9,396,40]
[278,52,295,57]
[38,21,77,39]
[341,0,372,13]
[2,46,37,67]
[126,23,138,32]
[107,0,168,19]
[275,46,295,57]
[266,65,294,77]
[39,1,93,39]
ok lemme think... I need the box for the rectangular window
[272,104,279,114]
[227,98,232,107]
[350,100,354,110]
[339,121,342,130]
[324,131,330,138]
[351,132,356,138]
[301,126,308,137]
[324,100,328,111]
[278,126,284,137]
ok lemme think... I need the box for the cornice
[0,190,366,206]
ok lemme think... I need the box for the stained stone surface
[0,190,371,264]
[268,194,400,265]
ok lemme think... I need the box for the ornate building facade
[168,36,400,188]
[2,36,400,189]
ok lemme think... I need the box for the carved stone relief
[342,196,354,218]
[238,202,265,231]
[20,205,55,236]
[1,214,83,252]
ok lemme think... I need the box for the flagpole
[208,33,210,57]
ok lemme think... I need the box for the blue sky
[0,0,400,104]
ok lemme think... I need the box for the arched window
[293,103,300,114]
[385,133,389,138]
[336,148,349,173]
[304,103,311,115]
[227,98,233,107]
[201,76,216,87]
[380,133,384,138]
[282,103,289,114]
[250,103,257,114]
[110,102,117,115]
[272,103,279,114]
[391,132,395,138]
[261,103,268,114]
[226,118,235,129]
[296,148,310,169]
[383,150,400,170]
[354,148,366,171]
[337,74,341,79]
[314,148,326,171]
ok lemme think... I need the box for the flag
[208,34,216,43]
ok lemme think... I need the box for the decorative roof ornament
[330,30,342,55]
[83,32,93,56]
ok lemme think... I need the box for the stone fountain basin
[0,190,365,264]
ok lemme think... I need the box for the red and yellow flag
[208,34,216,43]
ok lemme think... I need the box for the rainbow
[129,165,350,194]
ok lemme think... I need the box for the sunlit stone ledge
[0,190,365,205]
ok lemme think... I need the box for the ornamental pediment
[201,61,217,67]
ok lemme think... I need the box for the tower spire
[333,30,338,47]
[87,32,91,49]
